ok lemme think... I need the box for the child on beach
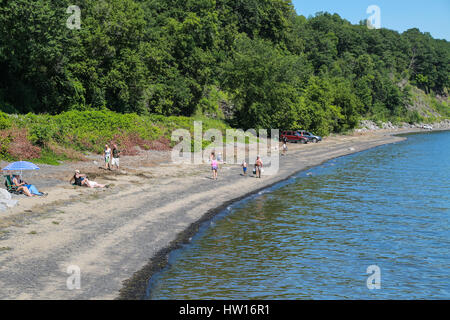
[211,156,218,180]
[242,160,248,176]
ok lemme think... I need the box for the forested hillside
[0,0,449,136]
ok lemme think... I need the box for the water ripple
[148,131,450,300]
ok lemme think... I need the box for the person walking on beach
[255,156,263,179]
[111,144,120,170]
[211,155,219,180]
[103,144,111,170]
[242,160,248,176]
[282,136,288,156]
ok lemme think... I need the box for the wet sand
[0,128,444,299]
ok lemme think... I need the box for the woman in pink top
[211,157,218,180]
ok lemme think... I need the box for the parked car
[422,124,433,130]
[280,131,308,144]
[297,130,322,143]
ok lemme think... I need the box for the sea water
[148,131,450,300]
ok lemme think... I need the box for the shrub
[30,122,57,146]
[405,110,424,124]
[0,127,41,160]
[0,109,231,164]
[0,131,12,160]
[0,112,12,130]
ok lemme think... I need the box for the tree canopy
[0,0,449,135]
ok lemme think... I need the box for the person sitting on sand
[70,170,107,189]
[12,175,47,197]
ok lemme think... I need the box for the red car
[280,131,308,144]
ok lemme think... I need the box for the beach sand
[0,127,443,299]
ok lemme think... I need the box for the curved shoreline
[118,161,331,300]
[0,129,446,299]
[117,130,426,300]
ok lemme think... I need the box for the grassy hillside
[0,110,230,164]
[408,88,450,121]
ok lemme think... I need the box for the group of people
[8,142,267,197]
[242,157,263,178]
[6,169,108,197]
[69,142,122,189]
[210,152,263,180]
[103,144,121,170]
[3,143,121,198]
[69,142,121,189]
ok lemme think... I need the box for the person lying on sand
[12,175,47,197]
[70,170,107,189]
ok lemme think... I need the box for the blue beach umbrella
[2,161,40,171]
[2,162,41,194]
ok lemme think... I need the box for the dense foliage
[0,0,449,136]
[0,109,230,163]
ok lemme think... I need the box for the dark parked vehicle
[297,130,322,143]
[280,131,308,144]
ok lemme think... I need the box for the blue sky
[291,0,450,40]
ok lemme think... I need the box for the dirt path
[0,129,435,299]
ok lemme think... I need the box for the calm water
[148,131,450,299]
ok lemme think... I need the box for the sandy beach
[0,127,446,300]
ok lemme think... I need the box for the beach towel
[27,184,43,196]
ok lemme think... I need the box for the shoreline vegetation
[0,110,230,164]
[0,109,448,166]
[1,1,449,149]
[0,126,449,299]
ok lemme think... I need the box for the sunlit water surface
[148,131,450,299]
